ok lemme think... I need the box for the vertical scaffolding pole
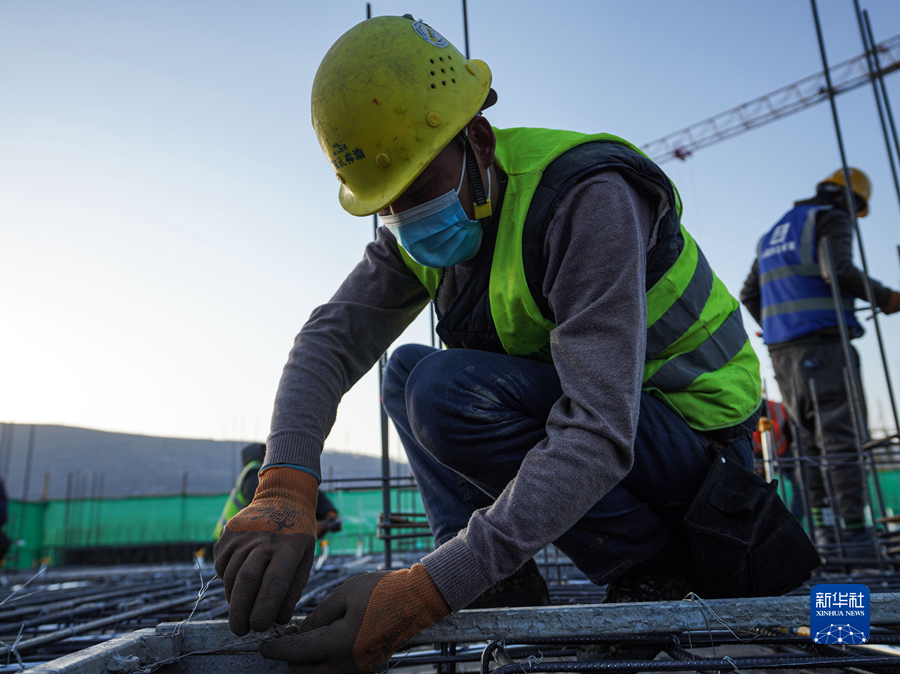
[791,376,816,539]
[810,0,900,434]
[0,423,8,479]
[15,425,36,566]
[809,378,848,563]
[822,238,868,445]
[461,0,470,59]
[864,10,900,221]
[368,1,392,571]
[2,424,11,479]
[854,1,900,215]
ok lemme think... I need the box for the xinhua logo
[809,584,870,644]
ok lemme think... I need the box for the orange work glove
[883,290,900,315]
[213,467,318,636]
[259,563,450,673]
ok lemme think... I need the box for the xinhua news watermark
[810,584,870,644]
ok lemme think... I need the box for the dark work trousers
[770,337,868,526]
[382,344,753,586]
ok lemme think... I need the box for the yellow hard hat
[818,167,871,217]
[311,15,494,216]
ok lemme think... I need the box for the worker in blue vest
[741,168,900,549]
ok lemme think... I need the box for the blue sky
[2,1,900,458]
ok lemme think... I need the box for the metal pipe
[759,417,775,482]
[0,424,8,480]
[860,446,889,569]
[854,0,900,215]
[0,577,191,616]
[15,425,36,558]
[0,601,115,636]
[2,423,13,481]
[379,350,391,571]
[95,473,105,549]
[431,303,437,348]
[809,377,848,561]
[866,10,900,221]
[0,592,209,657]
[62,472,73,563]
[865,446,890,526]
[410,593,900,644]
[664,642,717,674]
[365,4,392,573]
[490,654,900,673]
[811,0,900,435]
[791,376,816,534]
[320,475,417,485]
[821,238,867,448]
[462,0,470,60]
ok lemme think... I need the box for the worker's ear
[467,116,496,169]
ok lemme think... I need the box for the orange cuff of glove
[226,466,318,537]
[353,564,450,671]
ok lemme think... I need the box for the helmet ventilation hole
[431,83,436,89]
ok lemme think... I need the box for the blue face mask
[381,151,489,269]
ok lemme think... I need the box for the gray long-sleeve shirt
[740,200,894,333]
[265,169,664,610]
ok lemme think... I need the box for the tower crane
[643,33,900,163]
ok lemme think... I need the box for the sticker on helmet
[412,21,448,48]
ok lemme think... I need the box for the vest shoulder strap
[521,140,683,322]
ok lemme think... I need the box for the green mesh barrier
[766,468,900,528]
[3,488,429,570]
[7,471,895,571]
[3,501,46,570]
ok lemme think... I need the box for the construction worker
[212,442,340,545]
[214,16,767,672]
[740,168,900,549]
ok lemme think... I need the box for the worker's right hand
[213,466,319,636]
[883,291,900,315]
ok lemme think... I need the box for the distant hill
[0,423,409,500]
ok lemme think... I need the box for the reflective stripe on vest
[212,460,261,541]
[397,127,760,432]
[759,204,862,344]
[641,225,758,430]
[763,296,855,318]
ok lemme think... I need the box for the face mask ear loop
[456,148,467,195]
[461,130,492,219]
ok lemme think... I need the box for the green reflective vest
[212,460,262,541]
[397,127,760,433]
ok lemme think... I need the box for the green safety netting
[3,473,899,571]
[3,488,429,570]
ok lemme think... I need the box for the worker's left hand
[214,467,319,636]
[259,564,450,673]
